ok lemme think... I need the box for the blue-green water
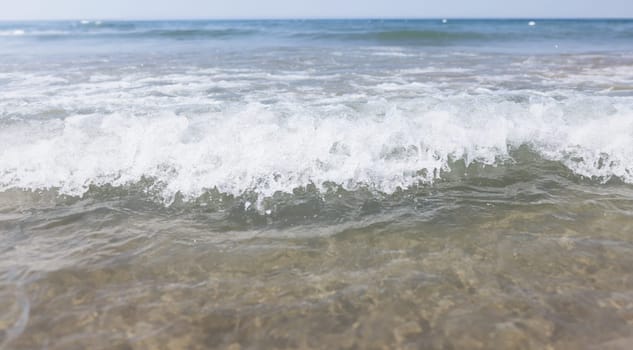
[0,19,633,50]
[2,19,633,349]
[2,19,633,52]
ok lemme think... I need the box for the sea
[1,19,633,349]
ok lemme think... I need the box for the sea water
[2,19,633,349]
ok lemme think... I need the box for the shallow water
[2,19,633,349]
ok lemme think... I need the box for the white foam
[1,95,632,204]
[2,57,633,204]
[0,30,25,36]
[372,52,417,57]
[0,29,69,37]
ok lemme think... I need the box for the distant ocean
[2,19,633,349]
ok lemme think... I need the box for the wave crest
[1,99,632,205]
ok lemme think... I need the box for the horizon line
[1,16,633,22]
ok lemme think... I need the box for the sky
[1,0,632,20]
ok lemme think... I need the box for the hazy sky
[1,0,632,20]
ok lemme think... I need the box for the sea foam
[1,96,632,204]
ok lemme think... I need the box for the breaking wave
[1,99,632,205]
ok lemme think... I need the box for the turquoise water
[3,19,633,53]
[2,19,633,349]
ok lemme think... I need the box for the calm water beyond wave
[2,19,633,349]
